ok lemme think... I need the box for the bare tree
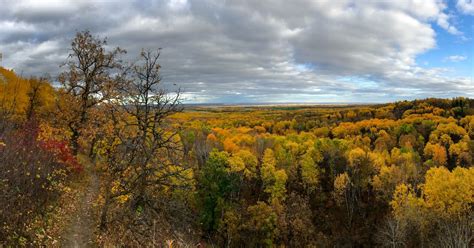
[98,49,192,238]
[58,30,125,154]
[434,213,473,248]
[121,48,185,204]
[376,216,406,248]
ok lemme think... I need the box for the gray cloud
[0,0,472,103]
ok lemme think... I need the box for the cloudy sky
[0,0,473,103]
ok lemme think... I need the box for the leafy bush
[0,120,81,245]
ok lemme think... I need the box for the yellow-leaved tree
[390,166,474,247]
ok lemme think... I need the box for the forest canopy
[0,31,473,247]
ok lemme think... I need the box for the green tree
[198,150,239,235]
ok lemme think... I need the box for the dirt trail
[61,162,100,248]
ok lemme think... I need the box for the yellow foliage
[389,148,419,181]
[390,184,426,224]
[0,68,29,119]
[111,180,122,194]
[223,138,239,153]
[368,151,388,171]
[391,166,474,231]
[448,141,472,166]
[228,155,245,173]
[460,115,474,136]
[235,150,258,179]
[0,68,56,120]
[261,149,287,201]
[372,165,403,200]
[422,166,474,216]
[429,122,467,145]
[300,152,319,192]
[271,170,287,200]
[254,125,266,133]
[423,143,447,167]
[116,194,131,204]
[333,172,350,204]
[347,147,367,168]
[261,149,276,183]
[207,133,218,143]
[398,134,416,149]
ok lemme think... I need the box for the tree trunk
[71,128,80,155]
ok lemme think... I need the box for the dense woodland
[0,32,473,247]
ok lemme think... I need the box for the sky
[0,0,473,103]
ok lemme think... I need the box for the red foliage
[0,118,82,242]
[4,118,83,173]
[39,139,83,172]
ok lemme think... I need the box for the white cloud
[444,55,468,62]
[456,0,474,14]
[437,13,462,35]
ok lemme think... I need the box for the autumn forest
[0,31,473,247]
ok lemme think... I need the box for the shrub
[0,120,80,245]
